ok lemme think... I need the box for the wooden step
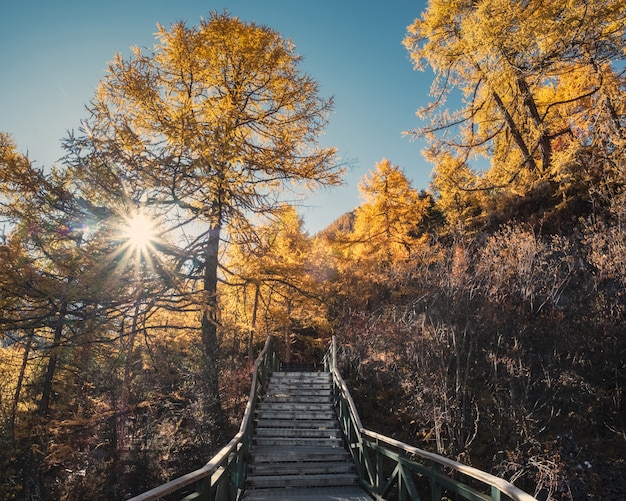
[249,461,355,477]
[247,472,359,489]
[270,374,331,386]
[267,384,332,393]
[254,436,343,447]
[270,371,330,378]
[279,363,321,372]
[270,373,330,380]
[270,373,331,387]
[242,486,371,501]
[250,445,351,463]
[257,401,333,412]
[253,418,338,429]
[262,394,332,404]
[255,427,341,439]
[264,387,332,396]
[256,410,336,420]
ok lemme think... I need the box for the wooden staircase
[127,337,536,501]
[243,371,370,500]
[127,336,536,501]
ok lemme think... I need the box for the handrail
[128,335,279,501]
[323,336,538,501]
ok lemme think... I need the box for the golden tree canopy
[76,12,343,231]
[404,0,626,199]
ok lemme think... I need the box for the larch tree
[403,0,626,202]
[354,159,429,259]
[0,134,77,417]
[0,134,125,418]
[348,159,431,290]
[63,12,343,429]
[224,204,327,358]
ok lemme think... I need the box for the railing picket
[430,461,442,501]
[400,460,421,500]
[376,441,384,497]
[491,485,502,501]
[398,463,405,501]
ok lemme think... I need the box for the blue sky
[0,1,432,234]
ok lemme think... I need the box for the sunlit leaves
[224,204,329,349]
[404,0,626,213]
[84,12,342,232]
[332,159,435,298]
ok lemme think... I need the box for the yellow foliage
[348,159,431,278]
[223,204,329,347]
[405,0,626,215]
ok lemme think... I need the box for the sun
[106,209,163,277]
[123,212,156,252]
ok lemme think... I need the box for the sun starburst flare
[113,210,160,278]
[123,212,156,252]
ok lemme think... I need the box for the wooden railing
[128,335,279,501]
[323,336,538,501]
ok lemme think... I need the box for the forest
[1,2,625,500]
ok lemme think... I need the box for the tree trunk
[516,76,552,173]
[492,90,537,172]
[202,223,224,442]
[11,329,34,436]
[248,282,260,360]
[117,303,139,453]
[40,301,68,415]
